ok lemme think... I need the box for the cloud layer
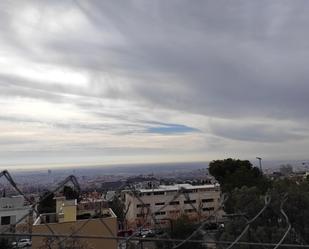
[0,0,309,167]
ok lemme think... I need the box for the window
[185,209,195,213]
[169,201,180,205]
[154,191,165,195]
[166,190,177,195]
[169,210,180,214]
[202,198,214,203]
[183,189,197,193]
[200,188,215,192]
[155,211,166,216]
[2,204,13,208]
[184,200,196,204]
[203,207,215,211]
[137,203,150,208]
[1,216,10,225]
[155,202,165,206]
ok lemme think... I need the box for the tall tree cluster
[209,158,309,247]
[209,158,270,193]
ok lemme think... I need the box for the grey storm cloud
[1,0,309,166]
[36,1,309,119]
[1,1,309,117]
[209,122,306,143]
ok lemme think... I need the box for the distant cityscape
[3,160,309,192]
[1,159,309,248]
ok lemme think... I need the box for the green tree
[271,179,309,243]
[38,237,93,249]
[0,238,12,249]
[62,186,79,200]
[157,215,206,249]
[217,180,309,248]
[217,186,282,249]
[224,186,264,215]
[209,158,270,193]
[38,191,56,214]
[109,196,126,224]
[38,186,80,214]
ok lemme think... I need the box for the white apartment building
[123,183,223,228]
[0,196,32,231]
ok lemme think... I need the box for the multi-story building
[32,196,118,249]
[0,196,32,232]
[123,183,223,229]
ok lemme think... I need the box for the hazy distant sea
[5,162,207,178]
[6,159,309,178]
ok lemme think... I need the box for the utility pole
[139,227,144,249]
[256,157,262,173]
[140,238,144,249]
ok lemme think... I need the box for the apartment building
[123,183,223,228]
[32,197,118,249]
[0,196,32,232]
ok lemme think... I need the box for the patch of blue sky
[147,123,199,134]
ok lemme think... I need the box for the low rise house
[32,196,118,249]
[0,195,32,232]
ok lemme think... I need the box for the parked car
[154,229,165,235]
[12,238,32,248]
[139,228,155,238]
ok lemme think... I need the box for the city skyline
[1,1,309,168]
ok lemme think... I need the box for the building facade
[123,183,224,229]
[32,197,118,249]
[0,196,32,232]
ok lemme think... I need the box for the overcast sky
[0,0,309,168]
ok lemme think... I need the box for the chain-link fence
[0,169,308,249]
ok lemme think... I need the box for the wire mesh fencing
[0,169,308,249]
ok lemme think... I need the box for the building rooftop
[34,195,116,226]
[129,183,220,193]
[34,207,116,225]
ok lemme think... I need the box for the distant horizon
[2,158,309,172]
